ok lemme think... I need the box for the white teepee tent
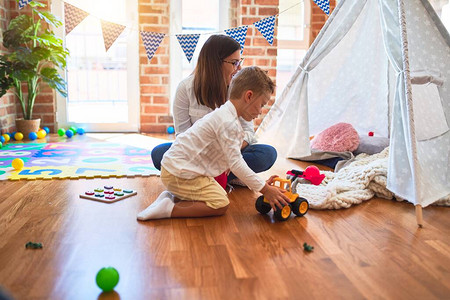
[256,0,450,225]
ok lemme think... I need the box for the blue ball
[66,130,73,138]
[28,132,38,140]
[11,132,16,140]
[167,126,175,134]
[0,136,4,143]
[43,127,50,134]
[76,128,85,135]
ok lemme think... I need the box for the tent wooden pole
[415,205,423,228]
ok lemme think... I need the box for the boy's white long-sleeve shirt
[161,101,265,192]
[173,75,258,144]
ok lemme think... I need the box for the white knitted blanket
[295,147,450,209]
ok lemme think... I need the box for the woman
[151,34,277,184]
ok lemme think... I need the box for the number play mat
[0,140,160,181]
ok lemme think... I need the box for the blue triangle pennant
[18,0,32,9]
[224,26,248,54]
[313,0,330,15]
[140,31,165,62]
[254,15,276,45]
[176,34,200,63]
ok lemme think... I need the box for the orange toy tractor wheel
[274,205,292,221]
[291,197,309,217]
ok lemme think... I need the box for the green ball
[69,126,77,134]
[57,128,66,136]
[96,267,119,292]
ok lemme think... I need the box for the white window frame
[169,0,229,114]
[52,0,140,132]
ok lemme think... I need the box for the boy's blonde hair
[229,66,275,100]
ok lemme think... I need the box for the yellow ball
[14,132,24,141]
[12,158,24,170]
[37,130,47,139]
[2,134,10,142]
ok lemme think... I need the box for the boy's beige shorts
[160,166,229,209]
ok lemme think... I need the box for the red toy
[368,131,374,136]
[214,172,228,190]
[286,165,325,185]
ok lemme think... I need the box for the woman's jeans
[151,142,277,181]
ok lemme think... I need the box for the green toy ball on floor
[29,132,38,141]
[96,267,119,292]
[58,128,66,136]
[0,141,2,149]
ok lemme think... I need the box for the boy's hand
[266,175,279,185]
[260,183,290,211]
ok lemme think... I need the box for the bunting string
[19,0,330,63]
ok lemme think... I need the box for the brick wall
[138,0,171,133]
[0,0,57,134]
[310,0,336,43]
[240,0,279,128]
[0,0,16,134]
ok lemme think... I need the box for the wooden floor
[0,134,449,299]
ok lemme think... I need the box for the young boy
[137,66,289,220]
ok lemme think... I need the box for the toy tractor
[255,177,309,221]
[255,166,325,221]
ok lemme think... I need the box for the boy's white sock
[137,191,175,221]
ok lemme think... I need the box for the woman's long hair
[193,35,240,109]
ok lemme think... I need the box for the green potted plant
[0,0,69,137]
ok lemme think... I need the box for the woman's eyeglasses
[223,58,244,69]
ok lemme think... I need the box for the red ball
[368,131,374,136]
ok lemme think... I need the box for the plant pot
[15,118,41,139]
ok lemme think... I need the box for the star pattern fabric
[256,0,449,207]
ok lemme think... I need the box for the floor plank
[0,134,449,299]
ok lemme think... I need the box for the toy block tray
[80,185,137,203]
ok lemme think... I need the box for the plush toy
[310,122,360,152]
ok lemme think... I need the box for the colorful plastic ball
[0,141,2,149]
[96,267,119,292]
[43,126,50,134]
[57,128,66,137]
[69,126,77,134]
[0,136,5,144]
[11,132,17,140]
[76,128,85,135]
[12,158,24,170]
[37,130,47,139]
[28,132,38,141]
[14,132,24,141]
[167,126,175,134]
[65,130,73,138]
[2,134,10,142]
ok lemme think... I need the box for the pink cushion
[311,123,360,152]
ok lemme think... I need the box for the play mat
[0,141,160,180]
